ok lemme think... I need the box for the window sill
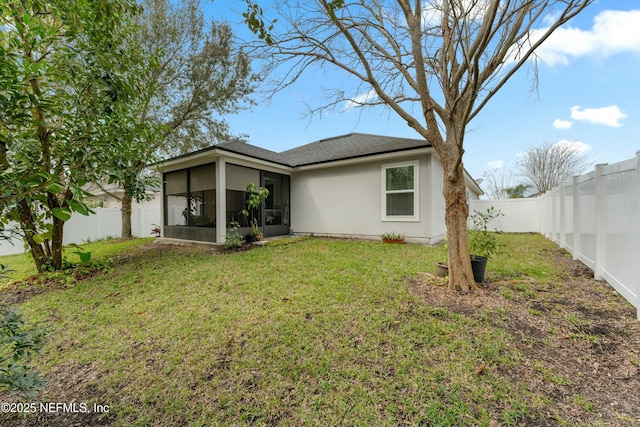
[382,217,419,222]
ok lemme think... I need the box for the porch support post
[216,157,227,244]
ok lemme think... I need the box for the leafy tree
[505,183,531,198]
[101,0,256,239]
[0,0,151,271]
[243,0,594,291]
[516,140,591,194]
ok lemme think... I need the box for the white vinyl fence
[469,197,543,233]
[0,207,161,257]
[471,151,640,319]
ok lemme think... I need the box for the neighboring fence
[0,207,161,257]
[469,197,543,233]
[471,151,640,319]
[0,234,24,257]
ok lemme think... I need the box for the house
[83,183,161,210]
[155,133,483,245]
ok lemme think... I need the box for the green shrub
[225,221,245,249]
[0,264,13,280]
[0,303,47,399]
[469,207,505,259]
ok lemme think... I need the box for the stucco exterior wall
[290,154,439,243]
[428,156,447,243]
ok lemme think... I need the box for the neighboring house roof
[84,182,160,198]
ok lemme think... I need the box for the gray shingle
[281,133,431,166]
[160,133,431,168]
[216,140,289,165]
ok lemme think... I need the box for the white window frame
[381,160,419,222]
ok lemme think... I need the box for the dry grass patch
[408,244,640,426]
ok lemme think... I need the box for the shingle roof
[159,133,431,168]
[216,140,289,165]
[280,133,431,166]
[157,133,482,194]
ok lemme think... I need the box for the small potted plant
[251,222,264,241]
[380,232,405,244]
[468,207,504,282]
[241,182,269,243]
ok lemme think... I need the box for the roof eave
[153,147,293,174]
[464,170,484,196]
[292,146,434,170]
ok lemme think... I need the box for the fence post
[541,193,549,237]
[548,190,554,241]
[635,152,640,319]
[559,184,566,249]
[97,207,103,240]
[572,175,580,260]
[594,163,607,281]
[551,187,559,243]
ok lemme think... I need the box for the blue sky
[206,0,640,183]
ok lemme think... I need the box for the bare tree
[481,166,512,199]
[516,141,591,194]
[245,0,594,291]
[481,164,531,199]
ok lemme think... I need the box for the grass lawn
[1,234,639,426]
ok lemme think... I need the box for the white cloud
[343,89,378,112]
[553,119,573,130]
[570,105,627,127]
[553,140,591,154]
[487,160,504,169]
[532,10,640,66]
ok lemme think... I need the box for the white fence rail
[0,207,161,257]
[471,152,640,319]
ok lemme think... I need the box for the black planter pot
[470,255,488,283]
[245,234,257,243]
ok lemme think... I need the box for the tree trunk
[17,200,47,273]
[121,193,133,239]
[17,198,68,272]
[442,157,478,292]
[49,216,64,271]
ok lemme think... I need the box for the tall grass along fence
[471,151,640,319]
[0,207,161,257]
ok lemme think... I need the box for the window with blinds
[382,161,419,221]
